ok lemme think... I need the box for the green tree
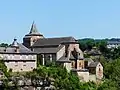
[0,43,9,47]
[0,59,9,77]
[98,79,118,90]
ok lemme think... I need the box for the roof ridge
[40,36,74,39]
[18,43,33,52]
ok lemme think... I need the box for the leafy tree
[78,38,95,51]
[102,58,120,89]
[0,43,9,47]
[98,79,118,90]
[80,82,97,90]
[0,59,9,77]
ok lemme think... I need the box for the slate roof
[32,37,76,47]
[88,62,99,68]
[0,39,35,54]
[24,22,43,37]
[84,47,101,55]
[57,53,77,62]
[57,56,71,63]
[57,50,84,62]
[18,43,35,54]
[33,45,64,54]
[84,58,94,62]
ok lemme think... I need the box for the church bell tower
[23,21,44,48]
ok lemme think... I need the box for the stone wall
[30,36,44,46]
[96,63,103,80]
[0,54,37,72]
[0,54,36,60]
[5,61,36,72]
[77,71,89,82]
[67,43,84,59]
[56,46,65,60]
[89,74,96,82]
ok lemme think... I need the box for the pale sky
[0,0,120,43]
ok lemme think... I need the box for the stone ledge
[71,69,89,72]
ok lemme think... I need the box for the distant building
[84,47,101,61]
[0,39,37,72]
[107,41,120,48]
[22,22,103,82]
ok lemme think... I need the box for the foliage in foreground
[10,64,118,90]
[0,58,119,90]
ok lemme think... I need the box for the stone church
[23,22,103,82]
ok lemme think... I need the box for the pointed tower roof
[29,21,39,34]
[25,21,43,37]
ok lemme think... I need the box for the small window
[31,67,33,69]
[99,68,101,71]
[71,61,75,68]
[21,69,23,71]
[79,62,81,66]
[0,72,3,75]
[4,49,6,52]
[31,48,33,51]
[23,64,26,66]
[14,49,17,52]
